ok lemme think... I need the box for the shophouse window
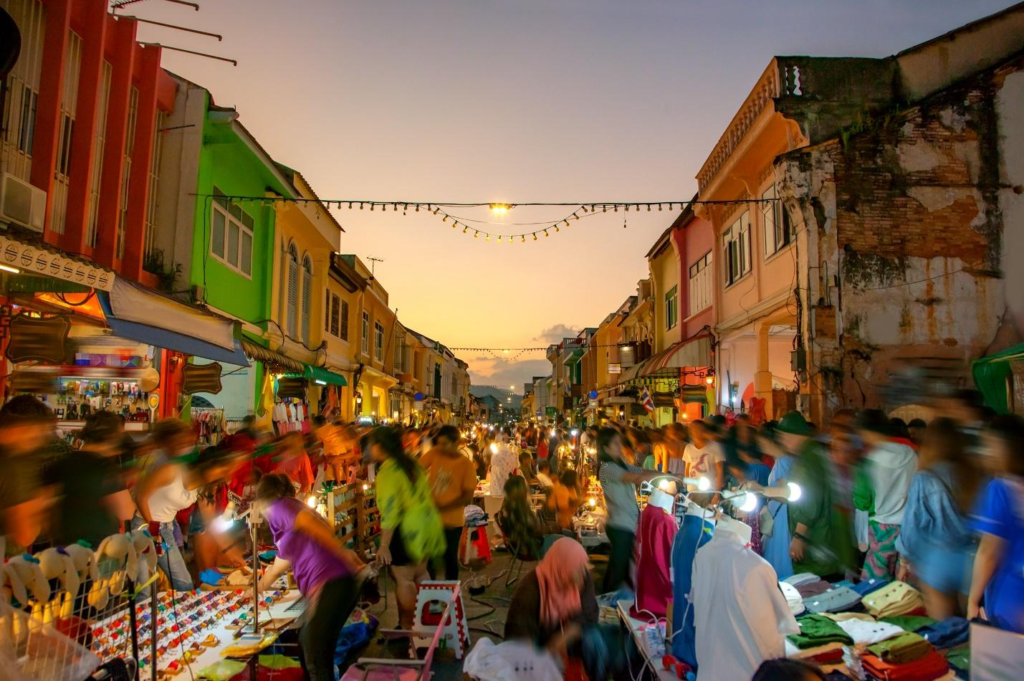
[723,211,751,286]
[374,321,385,363]
[394,337,405,373]
[340,300,349,341]
[361,312,369,355]
[211,186,254,277]
[665,286,678,330]
[286,244,299,337]
[325,291,341,337]
[688,251,713,314]
[762,185,792,256]
[301,256,313,344]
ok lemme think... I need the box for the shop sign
[545,407,557,417]
[0,235,114,291]
[6,313,70,363]
[182,362,222,395]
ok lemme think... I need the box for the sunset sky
[130,0,1016,391]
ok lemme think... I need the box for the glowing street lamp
[489,203,512,215]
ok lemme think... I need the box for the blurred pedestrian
[0,396,56,555]
[421,425,477,580]
[896,418,980,618]
[372,427,445,629]
[968,414,1024,633]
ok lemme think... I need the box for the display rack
[356,483,381,561]
[326,482,357,548]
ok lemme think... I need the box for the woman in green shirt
[777,412,855,579]
[372,427,446,628]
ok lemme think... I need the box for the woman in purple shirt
[257,473,365,681]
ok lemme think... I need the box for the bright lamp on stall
[787,482,803,502]
[306,495,318,508]
[658,479,673,492]
[571,429,578,437]
[550,428,556,437]
[588,497,597,507]
[738,491,758,513]
[489,443,498,454]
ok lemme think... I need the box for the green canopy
[971,342,1024,414]
[287,364,347,387]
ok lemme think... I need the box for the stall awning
[241,338,304,373]
[972,342,1024,414]
[97,283,249,366]
[289,364,347,387]
[619,358,650,384]
[641,333,712,378]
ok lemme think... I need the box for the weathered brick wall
[781,58,1015,416]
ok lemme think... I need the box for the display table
[617,600,675,681]
[90,586,304,680]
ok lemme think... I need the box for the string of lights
[451,343,649,352]
[195,194,776,245]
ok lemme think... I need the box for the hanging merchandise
[191,407,226,446]
[692,517,799,681]
[631,488,677,619]
[670,503,716,668]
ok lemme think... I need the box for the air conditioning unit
[0,172,47,233]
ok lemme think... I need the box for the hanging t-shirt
[969,476,1024,634]
[692,526,799,681]
[670,509,715,667]
[632,502,678,618]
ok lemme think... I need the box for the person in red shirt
[271,432,316,494]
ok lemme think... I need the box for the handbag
[759,501,782,538]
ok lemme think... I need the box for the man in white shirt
[683,420,725,492]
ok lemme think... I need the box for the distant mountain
[471,385,522,411]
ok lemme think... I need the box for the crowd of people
[2,387,1023,679]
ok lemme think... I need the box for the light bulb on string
[591,204,597,212]
[415,204,420,211]
[359,203,364,209]
[434,208,440,215]
[485,234,490,241]
[347,202,352,209]
[442,216,447,222]
[573,213,579,220]
[544,230,549,237]
[452,221,457,229]
[498,236,503,243]
[521,235,526,242]
[533,233,538,240]
[474,231,479,238]
[659,203,663,211]
[647,204,651,211]
[393,204,399,211]
[582,205,588,213]
[614,205,618,212]
[563,220,569,227]
[554,225,560,232]
[463,226,468,233]
[625,204,629,212]
[370,204,375,211]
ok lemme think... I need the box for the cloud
[534,324,578,344]
[469,358,551,392]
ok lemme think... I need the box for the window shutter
[287,258,298,337]
[340,300,349,340]
[301,265,312,344]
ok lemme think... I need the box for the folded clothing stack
[788,614,855,650]
[851,578,891,596]
[779,581,805,616]
[784,573,823,587]
[861,648,949,681]
[803,586,863,614]
[917,617,969,649]
[795,579,833,598]
[867,632,933,664]
[943,645,969,677]
[863,581,925,618]
[835,618,904,646]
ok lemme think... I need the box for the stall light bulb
[697,476,711,492]
[788,482,803,502]
[550,428,556,437]
[588,497,597,507]
[490,443,498,454]
[571,429,578,436]
[739,492,758,513]
[363,484,369,491]
[659,480,672,491]
[212,516,234,533]
[306,495,318,508]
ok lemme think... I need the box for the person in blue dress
[968,414,1024,633]
[758,423,795,580]
[895,418,981,618]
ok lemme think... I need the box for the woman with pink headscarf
[506,537,616,677]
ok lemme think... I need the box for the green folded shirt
[788,614,855,649]
[867,632,933,664]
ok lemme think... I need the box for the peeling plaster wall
[780,57,1019,417]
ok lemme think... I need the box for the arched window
[301,255,313,344]
[286,244,299,338]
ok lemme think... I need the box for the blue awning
[97,290,250,367]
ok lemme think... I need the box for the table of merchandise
[90,585,304,679]
[617,600,676,681]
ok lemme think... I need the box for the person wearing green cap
[776,411,854,578]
